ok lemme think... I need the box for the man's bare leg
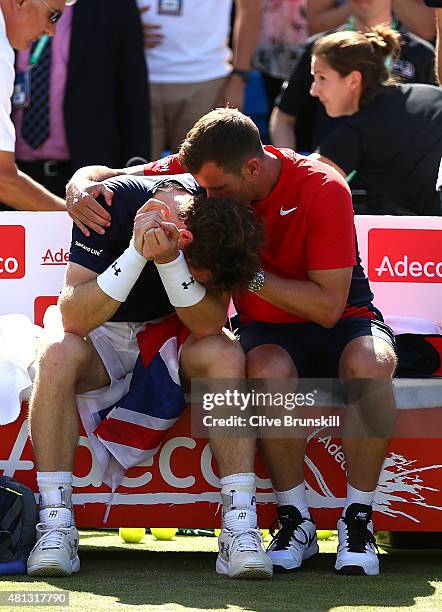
[30,333,109,471]
[339,336,397,508]
[335,335,397,576]
[246,344,317,573]
[180,333,272,578]
[27,332,110,576]
[247,345,306,493]
[180,332,255,475]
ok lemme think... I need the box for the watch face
[248,270,265,292]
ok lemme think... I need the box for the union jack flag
[80,315,189,490]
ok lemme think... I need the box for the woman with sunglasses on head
[309,26,442,215]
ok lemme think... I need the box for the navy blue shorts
[236,317,396,378]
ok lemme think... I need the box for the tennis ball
[215,528,221,537]
[119,528,146,543]
[151,528,177,541]
[317,530,334,540]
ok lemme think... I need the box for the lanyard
[347,16,398,32]
[28,35,50,68]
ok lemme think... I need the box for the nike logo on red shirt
[280,206,298,216]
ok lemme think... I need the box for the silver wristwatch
[248,269,265,292]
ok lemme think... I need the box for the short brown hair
[180,194,263,294]
[179,108,264,176]
[312,26,401,104]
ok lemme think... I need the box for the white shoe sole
[216,554,273,579]
[28,555,80,577]
[270,541,319,573]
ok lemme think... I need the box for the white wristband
[155,251,206,308]
[97,241,147,302]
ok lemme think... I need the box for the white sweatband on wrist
[155,251,206,308]
[97,241,147,302]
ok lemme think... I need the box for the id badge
[158,0,182,16]
[12,70,31,109]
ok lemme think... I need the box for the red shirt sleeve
[143,154,185,176]
[306,172,356,271]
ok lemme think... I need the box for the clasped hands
[132,199,181,265]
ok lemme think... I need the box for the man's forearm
[393,0,436,43]
[232,0,260,70]
[67,164,146,193]
[259,272,346,328]
[59,280,121,337]
[0,168,65,211]
[269,109,296,149]
[69,165,126,185]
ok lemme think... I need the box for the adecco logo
[368,229,442,283]
[41,247,69,265]
[0,225,25,279]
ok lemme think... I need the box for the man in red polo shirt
[66,109,397,578]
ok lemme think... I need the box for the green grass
[0,532,440,611]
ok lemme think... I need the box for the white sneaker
[335,503,379,575]
[267,505,318,572]
[216,509,273,579]
[27,523,80,577]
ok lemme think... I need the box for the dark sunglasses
[38,0,62,24]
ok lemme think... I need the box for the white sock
[37,471,73,524]
[274,482,310,519]
[343,483,376,515]
[220,472,256,512]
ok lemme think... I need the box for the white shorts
[76,321,146,435]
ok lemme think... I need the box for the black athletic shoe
[335,503,379,575]
[267,505,318,572]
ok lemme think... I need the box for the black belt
[18,160,72,178]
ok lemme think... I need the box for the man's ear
[243,157,262,178]
[14,0,26,12]
[178,229,193,249]
[349,70,362,91]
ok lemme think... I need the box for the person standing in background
[137,0,260,161]
[3,0,150,210]
[253,0,309,111]
[270,0,436,154]
[0,0,76,212]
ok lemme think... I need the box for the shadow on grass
[4,549,438,611]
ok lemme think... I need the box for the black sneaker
[335,503,379,575]
[267,505,318,572]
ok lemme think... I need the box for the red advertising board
[368,229,442,284]
[1,409,441,531]
[0,225,25,279]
